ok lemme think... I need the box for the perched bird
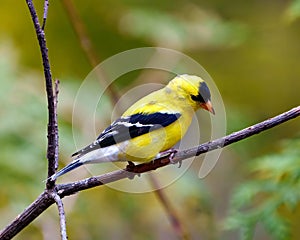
[50,74,215,181]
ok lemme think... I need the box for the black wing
[71,112,181,157]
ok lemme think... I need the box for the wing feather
[71,112,181,157]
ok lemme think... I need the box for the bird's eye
[191,94,205,103]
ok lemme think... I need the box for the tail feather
[51,144,120,181]
[49,159,83,181]
[71,141,100,157]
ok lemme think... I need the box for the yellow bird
[50,74,214,180]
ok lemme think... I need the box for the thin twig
[1,106,300,239]
[42,0,49,30]
[52,193,68,240]
[53,79,60,176]
[25,2,64,240]
[25,0,58,188]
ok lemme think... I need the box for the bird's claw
[157,148,181,167]
[156,148,177,159]
[168,149,182,168]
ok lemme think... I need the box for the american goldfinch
[50,74,214,181]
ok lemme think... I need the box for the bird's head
[167,74,215,114]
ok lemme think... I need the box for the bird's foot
[126,161,140,179]
[126,161,136,171]
[156,148,177,159]
[169,149,182,168]
[157,148,181,168]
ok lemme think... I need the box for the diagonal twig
[55,106,300,196]
[61,0,120,104]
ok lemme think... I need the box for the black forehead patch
[199,82,211,102]
[191,82,211,103]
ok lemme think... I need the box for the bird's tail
[49,159,83,181]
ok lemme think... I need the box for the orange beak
[201,100,215,115]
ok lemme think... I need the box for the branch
[0,191,54,240]
[1,106,299,239]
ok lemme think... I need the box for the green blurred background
[1,1,300,239]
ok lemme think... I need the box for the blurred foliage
[225,138,300,240]
[0,44,46,196]
[285,0,300,22]
[0,0,300,239]
[0,43,79,236]
[119,7,249,49]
